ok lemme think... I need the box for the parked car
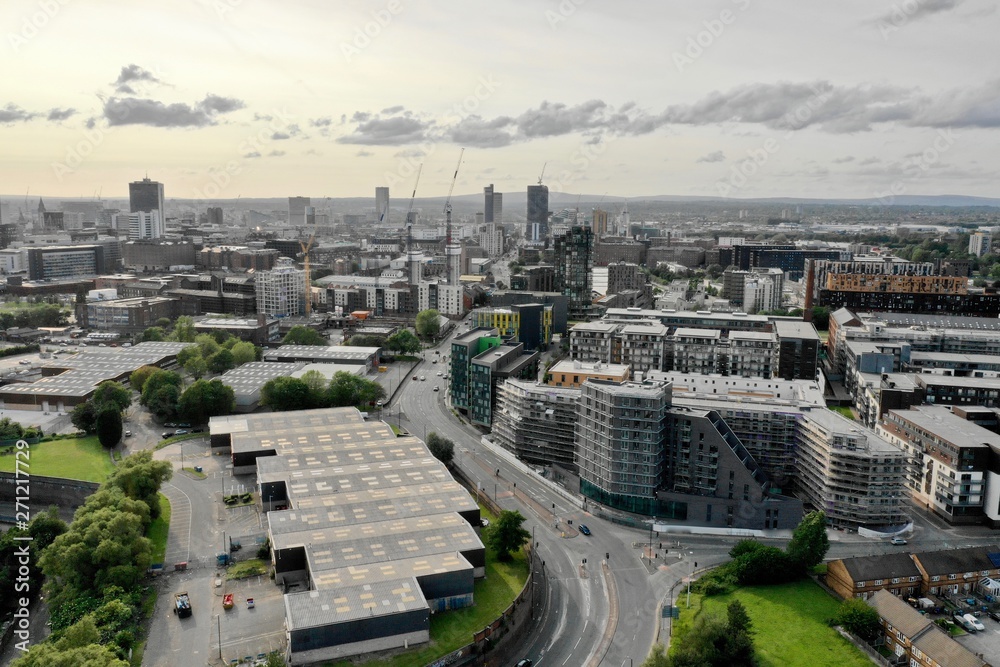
[516,660,533,667]
[578,524,591,536]
[124,430,132,437]
[988,609,1000,622]
[175,429,190,435]
[165,422,177,428]
[177,423,191,428]
[420,376,426,381]
[890,537,907,545]
[965,613,986,632]
[412,376,418,381]
[162,432,174,439]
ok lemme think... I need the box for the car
[412,376,418,381]
[437,371,443,376]
[433,387,439,392]
[175,429,190,435]
[420,376,426,381]
[480,518,490,528]
[890,537,908,545]
[124,430,132,437]
[578,524,591,536]
[516,660,533,667]
[162,432,174,439]
[988,610,1000,622]
[966,613,986,632]
[177,423,191,428]
[165,422,177,428]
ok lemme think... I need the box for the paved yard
[954,614,1000,662]
[215,575,287,664]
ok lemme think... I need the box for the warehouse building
[263,344,381,370]
[220,362,304,412]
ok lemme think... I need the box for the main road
[392,329,680,667]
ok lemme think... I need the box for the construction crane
[444,148,464,248]
[405,164,423,228]
[300,233,317,317]
[537,162,547,186]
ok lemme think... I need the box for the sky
[2,0,1000,202]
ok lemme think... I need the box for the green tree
[261,376,313,412]
[179,379,234,423]
[96,407,123,448]
[281,325,327,346]
[71,401,98,433]
[171,316,196,342]
[92,381,131,414]
[835,598,882,642]
[327,371,385,408]
[208,348,235,374]
[155,317,173,329]
[385,329,421,354]
[141,326,165,342]
[810,306,830,331]
[176,345,201,368]
[11,616,128,667]
[184,356,208,380]
[106,450,172,523]
[415,309,440,339]
[299,369,329,406]
[129,365,159,394]
[484,510,531,562]
[640,644,669,667]
[194,333,220,358]
[426,432,454,466]
[786,510,829,570]
[0,416,26,439]
[0,508,66,620]
[231,341,258,367]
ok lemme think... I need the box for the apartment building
[490,379,580,470]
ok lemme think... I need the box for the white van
[964,613,985,632]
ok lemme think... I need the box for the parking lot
[215,576,287,664]
[954,614,1000,661]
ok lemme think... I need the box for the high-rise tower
[527,185,549,242]
[375,187,389,223]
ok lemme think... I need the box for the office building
[450,328,503,413]
[129,177,164,221]
[468,343,539,427]
[527,184,549,241]
[592,208,609,237]
[255,258,306,317]
[470,304,552,351]
[288,196,310,225]
[27,245,106,280]
[483,184,502,224]
[375,187,389,223]
[81,296,180,333]
[553,226,594,320]
[124,211,163,240]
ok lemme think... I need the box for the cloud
[447,115,515,148]
[514,99,609,138]
[874,0,964,25]
[356,150,374,157]
[859,157,881,165]
[243,151,261,158]
[113,64,162,93]
[337,111,432,145]
[46,108,77,122]
[381,105,404,114]
[271,131,291,140]
[833,156,855,163]
[102,94,245,128]
[394,148,426,158]
[267,150,285,157]
[310,117,332,127]
[0,104,38,124]
[697,150,726,163]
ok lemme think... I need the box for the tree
[231,341,257,367]
[179,379,234,423]
[129,365,159,394]
[484,510,531,562]
[835,598,882,642]
[145,383,180,422]
[96,407,123,449]
[282,325,327,346]
[11,616,129,667]
[106,450,172,523]
[176,345,201,368]
[298,370,329,406]
[706,263,724,279]
[385,329,421,354]
[729,540,796,585]
[426,432,454,466]
[261,376,313,412]
[184,356,208,380]
[155,317,173,329]
[194,333,220,358]
[415,309,440,339]
[208,348,235,374]
[327,371,385,408]
[92,381,131,414]
[0,416,26,440]
[141,326,165,342]
[786,510,829,570]
[71,401,98,433]
[810,306,830,331]
[171,316,196,342]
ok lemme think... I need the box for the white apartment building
[256,259,306,317]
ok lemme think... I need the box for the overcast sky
[2,0,999,202]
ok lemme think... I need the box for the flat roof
[268,485,477,535]
[886,405,1000,450]
[861,311,1000,331]
[773,320,821,340]
[803,408,905,455]
[284,578,427,630]
[263,345,380,362]
[674,327,721,339]
[728,331,777,341]
[916,375,1000,389]
[272,512,474,555]
[220,362,304,394]
[310,553,471,591]
[257,438,431,473]
[196,317,276,329]
[261,458,453,501]
[549,359,629,376]
[908,350,1000,365]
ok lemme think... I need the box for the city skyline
[2,1,999,200]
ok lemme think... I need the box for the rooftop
[886,405,1000,450]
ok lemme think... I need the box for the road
[395,331,677,667]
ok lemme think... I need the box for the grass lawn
[327,506,528,667]
[227,559,268,580]
[829,405,857,420]
[0,435,113,482]
[673,579,871,667]
[154,432,206,449]
[147,493,171,565]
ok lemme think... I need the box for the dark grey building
[27,245,106,280]
[129,177,164,218]
[554,226,594,320]
[527,184,549,241]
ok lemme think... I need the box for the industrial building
[220,362,304,412]
[207,408,485,665]
[262,345,380,371]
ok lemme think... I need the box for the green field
[328,506,529,667]
[673,580,870,667]
[0,436,114,482]
[148,492,171,565]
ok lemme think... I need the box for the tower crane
[444,148,464,244]
[300,233,317,317]
[538,162,547,186]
